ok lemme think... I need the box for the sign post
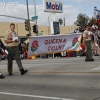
[43,0,63,35]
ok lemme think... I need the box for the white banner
[28,34,82,56]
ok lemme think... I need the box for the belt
[8,46,17,48]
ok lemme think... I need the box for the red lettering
[51,39,55,44]
[51,46,55,51]
[62,45,65,49]
[56,39,59,43]
[48,40,51,44]
[63,39,66,43]
[52,4,55,10]
[45,39,65,45]
[59,45,62,49]
[55,45,59,50]
[59,39,62,43]
[48,46,51,51]
[44,40,48,45]
[48,45,65,52]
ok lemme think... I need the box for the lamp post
[48,13,56,58]
[48,13,56,35]
[48,13,53,35]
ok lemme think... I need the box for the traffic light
[25,20,29,31]
[26,33,31,36]
[33,25,38,34]
[20,37,28,43]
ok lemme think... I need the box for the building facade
[0,22,78,43]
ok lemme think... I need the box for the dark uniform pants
[85,40,93,60]
[0,54,2,73]
[7,46,23,73]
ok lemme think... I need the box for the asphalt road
[0,57,100,100]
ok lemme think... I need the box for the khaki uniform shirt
[5,30,19,47]
[83,30,92,41]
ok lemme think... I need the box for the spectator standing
[92,23,98,30]
[74,28,80,33]
[91,29,99,56]
[97,18,100,26]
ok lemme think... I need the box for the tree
[58,18,63,25]
[89,17,96,26]
[74,13,90,26]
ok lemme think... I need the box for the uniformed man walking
[83,25,94,61]
[4,23,28,75]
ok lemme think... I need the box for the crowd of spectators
[18,43,29,59]
[71,17,100,57]
[1,42,29,60]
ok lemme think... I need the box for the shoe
[85,59,94,62]
[0,74,5,79]
[85,59,89,62]
[89,59,94,61]
[95,54,99,56]
[9,73,13,76]
[20,69,28,75]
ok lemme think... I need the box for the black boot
[9,73,13,76]
[20,69,28,75]
[0,74,5,79]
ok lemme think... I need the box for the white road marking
[0,92,74,100]
[91,66,100,70]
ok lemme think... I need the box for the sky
[0,0,100,26]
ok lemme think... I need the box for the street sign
[37,33,42,36]
[31,16,38,20]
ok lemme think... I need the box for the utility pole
[26,0,31,36]
[33,0,38,34]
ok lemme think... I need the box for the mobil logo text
[46,2,62,11]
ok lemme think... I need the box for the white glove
[13,37,18,41]
[13,37,15,41]
[5,50,8,55]
[88,31,92,35]
[95,43,98,47]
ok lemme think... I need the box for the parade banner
[28,34,82,56]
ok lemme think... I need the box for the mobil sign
[43,0,63,13]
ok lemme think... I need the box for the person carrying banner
[0,39,7,79]
[4,23,28,76]
[83,25,94,61]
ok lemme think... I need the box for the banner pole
[53,13,56,58]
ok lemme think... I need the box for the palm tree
[58,18,63,25]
